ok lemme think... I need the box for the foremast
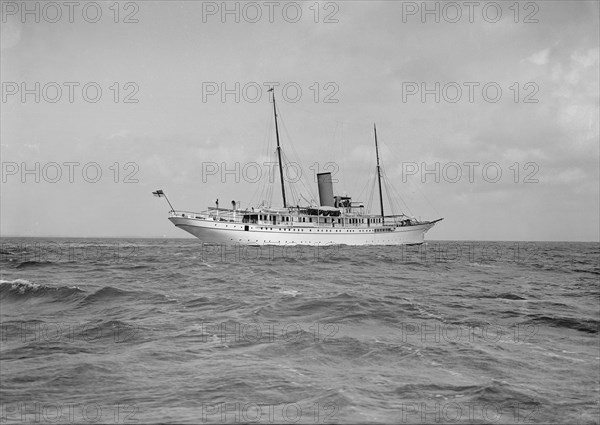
[269,88,287,208]
[374,124,384,222]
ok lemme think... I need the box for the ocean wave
[525,314,599,334]
[182,296,212,308]
[79,286,171,306]
[483,293,528,300]
[270,292,362,317]
[75,319,140,343]
[0,280,84,299]
[571,267,600,276]
[462,381,545,409]
[14,261,55,269]
[393,381,545,412]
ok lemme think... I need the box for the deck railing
[170,209,418,227]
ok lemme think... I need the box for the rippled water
[1,238,598,424]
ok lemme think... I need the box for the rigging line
[380,153,427,218]
[266,174,274,208]
[380,169,390,214]
[248,114,266,206]
[334,120,347,195]
[279,150,296,205]
[355,168,370,202]
[383,173,399,216]
[280,150,301,207]
[361,161,377,206]
[381,162,408,216]
[379,162,399,216]
[260,149,277,208]
[370,171,378,215]
[351,129,377,208]
[271,149,280,207]
[366,170,377,215]
[257,98,279,209]
[377,131,440,218]
[388,176,413,217]
[376,133,416,217]
[381,171,390,216]
[277,101,347,198]
[277,113,306,177]
[391,183,404,215]
[256,148,272,207]
[251,111,275,207]
[277,111,317,202]
[410,180,441,218]
[292,185,301,207]
[280,149,316,206]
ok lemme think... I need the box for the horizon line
[0,235,598,243]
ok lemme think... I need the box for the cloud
[527,48,550,65]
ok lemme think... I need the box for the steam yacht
[154,90,442,245]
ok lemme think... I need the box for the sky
[1,0,598,241]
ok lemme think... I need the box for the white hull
[169,216,437,246]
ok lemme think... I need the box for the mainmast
[269,88,287,208]
[374,124,384,221]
